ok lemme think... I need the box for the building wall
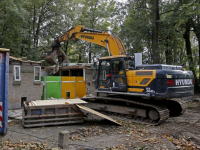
[8,62,43,109]
[85,68,97,96]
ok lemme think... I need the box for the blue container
[0,48,9,135]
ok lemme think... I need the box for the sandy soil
[0,95,200,150]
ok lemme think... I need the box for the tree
[74,0,116,63]
[23,0,73,60]
[167,0,200,88]
[119,0,153,63]
[0,0,28,57]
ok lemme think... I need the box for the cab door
[110,58,127,92]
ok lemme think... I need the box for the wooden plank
[24,120,84,128]
[24,116,83,123]
[64,99,87,104]
[31,101,38,106]
[23,113,82,118]
[24,103,77,109]
[76,104,122,126]
[28,99,87,106]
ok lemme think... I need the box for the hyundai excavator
[45,25,194,125]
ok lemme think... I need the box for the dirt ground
[0,95,200,150]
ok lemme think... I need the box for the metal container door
[0,49,9,135]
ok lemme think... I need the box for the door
[110,59,127,92]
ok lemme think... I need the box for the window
[13,65,21,81]
[21,97,27,107]
[66,91,70,99]
[98,60,110,87]
[34,66,41,81]
[111,60,124,74]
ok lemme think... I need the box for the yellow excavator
[45,25,194,125]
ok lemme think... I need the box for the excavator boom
[45,25,127,65]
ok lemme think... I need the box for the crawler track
[168,98,187,115]
[82,96,170,125]
[149,98,187,116]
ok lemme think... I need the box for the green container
[41,76,61,99]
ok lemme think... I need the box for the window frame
[13,65,21,81]
[34,66,41,82]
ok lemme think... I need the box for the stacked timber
[28,99,87,106]
[22,99,86,128]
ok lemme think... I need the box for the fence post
[58,130,70,149]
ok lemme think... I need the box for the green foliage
[66,0,116,63]
[0,0,199,87]
[0,0,28,57]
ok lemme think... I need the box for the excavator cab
[97,56,128,92]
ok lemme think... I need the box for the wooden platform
[23,101,84,128]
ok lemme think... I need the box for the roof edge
[0,48,10,52]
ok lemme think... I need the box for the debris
[0,140,51,150]
[163,134,196,149]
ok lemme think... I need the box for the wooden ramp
[75,104,122,126]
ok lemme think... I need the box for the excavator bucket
[45,47,67,65]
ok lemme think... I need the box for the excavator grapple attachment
[45,49,67,65]
[45,41,67,65]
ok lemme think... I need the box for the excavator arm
[45,25,127,65]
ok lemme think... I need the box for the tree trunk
[165,36,173,64]
[191,16,200,85]
[183,19,199,89]
[152,0,160,63]
[33,3,36,47]
[89,43,92,63]
[78,53,82,63]
[196,37,200,85]
[64,41,68,54]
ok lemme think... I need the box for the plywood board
[29,99,87,106]
[76,104,122,126]
[64,99,87,104]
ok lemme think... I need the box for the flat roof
[42,65,89,71]
[0,48,10,52]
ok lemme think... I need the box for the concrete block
[13,109,23,113]
[15,116,23,120]
[58,130,70,149]
[8,112,22,119]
